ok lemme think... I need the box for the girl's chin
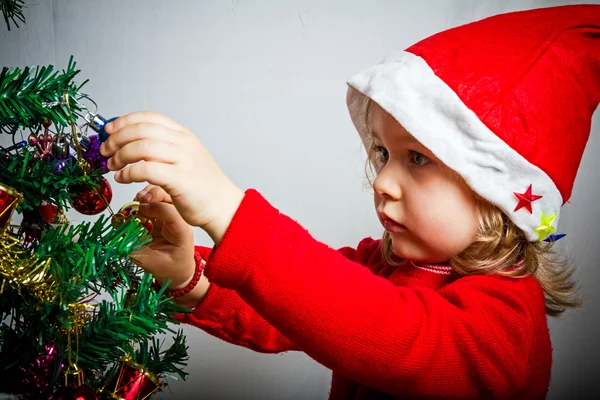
[390,241,448,264]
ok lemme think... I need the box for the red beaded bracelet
[152,250,206,298]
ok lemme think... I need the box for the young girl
[100,4,600,399]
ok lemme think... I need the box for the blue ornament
[544,233,566,243]
[0,140,27,154]
[86,113,118,144]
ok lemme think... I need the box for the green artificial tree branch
[0,0,25,31]
[34,215,150,299]
[134,329,189,382]
[76,274,189,372]
[0,56,88,128]
[0,217,151,366]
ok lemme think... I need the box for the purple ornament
[82,135,109,174]
[54,154,76,173]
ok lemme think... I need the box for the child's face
[369,103,479,263]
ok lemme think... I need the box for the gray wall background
[1,1,599,399]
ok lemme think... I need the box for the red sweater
[178,190,552,399]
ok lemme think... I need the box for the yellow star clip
[534,212,557,241]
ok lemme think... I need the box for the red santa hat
[346,4,600,242]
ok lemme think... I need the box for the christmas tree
[0,3,190,399]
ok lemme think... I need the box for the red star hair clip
[514,184,543,214]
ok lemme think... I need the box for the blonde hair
[364,99,582,317]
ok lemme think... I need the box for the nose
[373,164,402,200]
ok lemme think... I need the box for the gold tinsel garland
[0,231,55,302]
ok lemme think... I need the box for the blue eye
[410,151,429,166]
[373,145,389,163]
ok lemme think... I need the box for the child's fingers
[105,111,186,134]
[147,186,173,203]
[114,161,178,189]
[139,202,192,243]
[107,140,182,171]
[136,185,173,204]
[101,122,183,157]
[138,201,185,226]
[135,184,156,201]
[129,251,149,268]
[139,201,179,222]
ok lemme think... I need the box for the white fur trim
[346,51,562,242]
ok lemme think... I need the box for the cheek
[442,196,478,247]
[410,183,478,247]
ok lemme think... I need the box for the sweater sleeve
[176,246,298,353]
[203,189,542,398]
[176,240,377,353]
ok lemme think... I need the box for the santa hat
[346,4,600,242]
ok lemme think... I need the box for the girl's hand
[131,184,196,289]
[100,112,244,244]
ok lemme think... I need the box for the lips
[379,211,406,233]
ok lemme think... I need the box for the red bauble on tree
[50,364,98,400]
[70,177,112,215]
[38,203,59,222]
[99,355,164,400]
[0,182,22,230]
[50,386,98,400]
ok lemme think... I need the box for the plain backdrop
[1,1,599,399]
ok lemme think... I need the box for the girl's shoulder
[442,272,547,321]
[449,270,543,292]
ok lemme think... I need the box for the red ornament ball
[38,203,58,222]
[70,177,112,215]
[50,384,98,400]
